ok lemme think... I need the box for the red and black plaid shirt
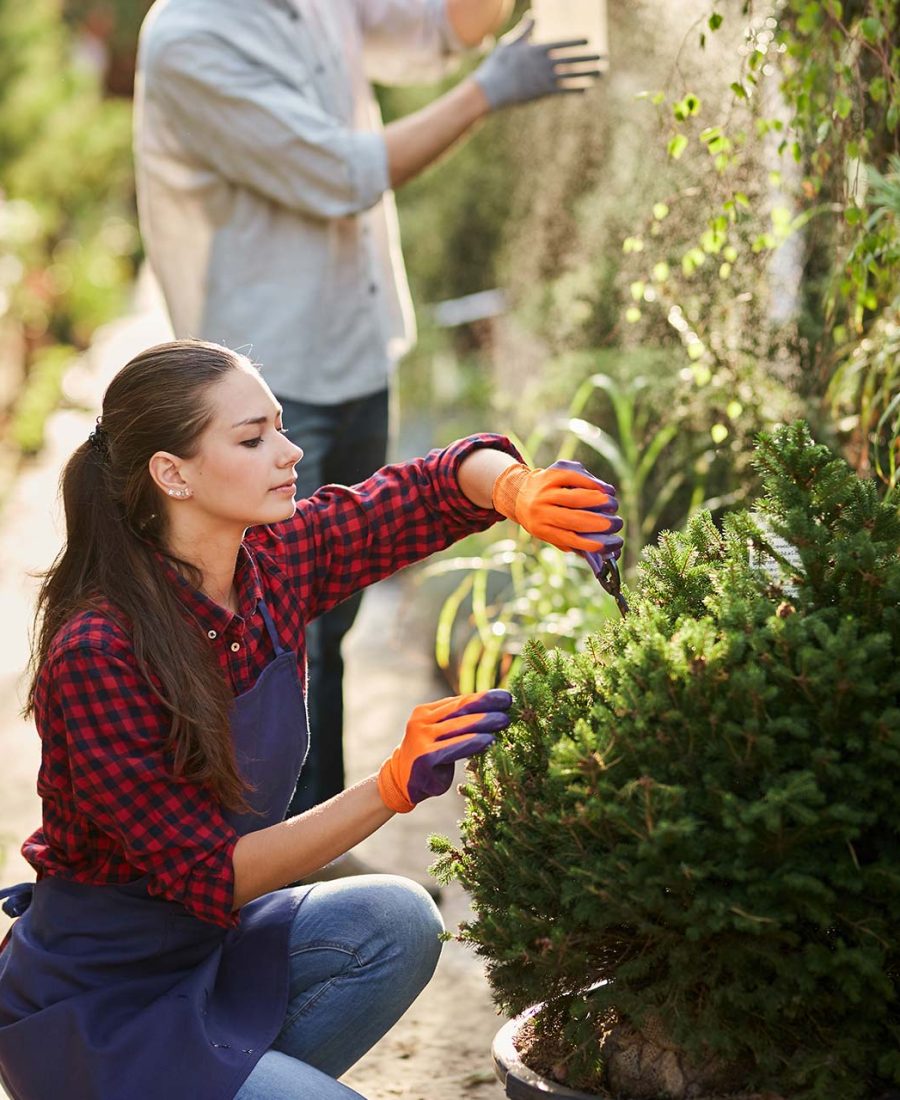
[23,435,519,927]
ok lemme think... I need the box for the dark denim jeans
[278,389,390,815]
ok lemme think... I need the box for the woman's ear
[148,452,193,500]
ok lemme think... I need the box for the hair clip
[88,419,110,459]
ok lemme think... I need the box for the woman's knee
[351,874,442,951]
[357,875,444,999]
[294,874,443,976]
[275,877,443,1074]
[378,875,444,962]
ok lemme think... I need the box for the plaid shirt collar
[153,541,265,637]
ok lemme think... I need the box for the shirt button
[207,630,217,640]
[230,642,240,652]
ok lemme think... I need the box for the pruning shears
[546,458,628,617]
[592,555,629,618]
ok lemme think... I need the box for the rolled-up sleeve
[55,647,239,928]
[354,0,466,86]
[145,32,390,219]
[277,433,521,620]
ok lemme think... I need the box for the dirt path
[334,577,507,1100]
[0,281,507,1099]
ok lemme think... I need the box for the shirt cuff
[153,831,240,929]
[344,130,391,207]
[437,433,523,524]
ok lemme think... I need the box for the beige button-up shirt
[134,0,462,403]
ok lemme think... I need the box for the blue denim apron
[0,599,309,1100]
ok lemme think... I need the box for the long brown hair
[27,339,251,811]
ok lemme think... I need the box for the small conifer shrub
[432,423,900,1099]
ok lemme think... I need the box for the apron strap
[0,882,34,918]
[256,599,289,657]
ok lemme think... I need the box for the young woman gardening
[0,340,622,1100]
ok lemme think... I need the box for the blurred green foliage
[10,344,76,454]
[826,155,900,485]
[63,0,153,62]
[0,0,137,454]
[380,78,518,305]
[389,2,899,685]
[652,0,900,486]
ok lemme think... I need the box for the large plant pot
[492,1002,800,1100]
[492,1004,602,1099]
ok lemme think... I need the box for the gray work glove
[473,17,603,111]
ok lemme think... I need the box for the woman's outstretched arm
[231,778,391,909]
[232,688,512,908]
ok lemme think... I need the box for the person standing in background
[133,0,602,857]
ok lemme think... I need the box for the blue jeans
[279,390,390,814]
[234,875,443,1099]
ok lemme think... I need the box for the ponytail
[27,340,252,812]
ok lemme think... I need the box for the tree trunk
[602,1014,755,1100]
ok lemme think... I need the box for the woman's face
[174,363,303,531]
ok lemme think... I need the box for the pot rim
[492,1002,605,1099]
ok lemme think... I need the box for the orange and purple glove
[492,458,623,559]
[377,690,512,814]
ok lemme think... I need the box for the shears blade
[595,556,629,618]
